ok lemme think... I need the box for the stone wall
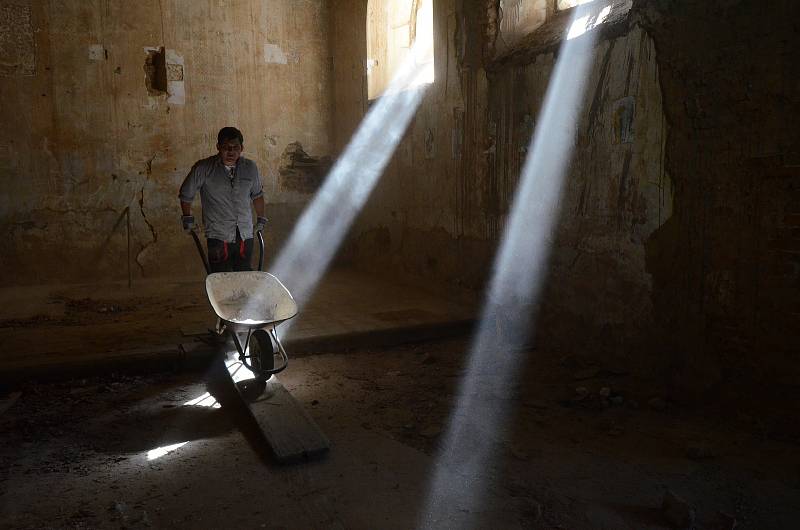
[0,0,332,284]
[640,0,800,396]
[331,0,799,396]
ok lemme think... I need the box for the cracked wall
[0,0,332,284]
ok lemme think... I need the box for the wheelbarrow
[189,228,296,393]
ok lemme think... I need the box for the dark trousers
[207,229,253,273]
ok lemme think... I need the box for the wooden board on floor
[246,376,330,463]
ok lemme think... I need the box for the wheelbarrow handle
[256,229,265,272]
[190,229,210,274]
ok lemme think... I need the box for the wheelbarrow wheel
[248,329,275,382]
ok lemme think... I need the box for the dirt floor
[2,336,799,529]
[0,270,476,379]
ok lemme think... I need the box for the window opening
[557,0,596,10]
[495,0,623,57]
[367,0,435,100]
[496,0,548,55]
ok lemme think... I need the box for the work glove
[181,215,195,232]
[255,216,267,233]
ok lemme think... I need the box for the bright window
[367,0,435,100]
[557,0,596,10]
[495,0,604,56]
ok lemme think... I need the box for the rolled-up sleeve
[179,163,204,203]
[250,165,264,200]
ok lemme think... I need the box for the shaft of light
[269,45,431,314]
[419,4,606,527]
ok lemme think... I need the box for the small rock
[574,387,590,401]
[522,500,543,523]
[599,386,611,398]
[70,508,95,519]
[573,367,600,380]
[421,425,442,438]
[511,447,530,461]
[685,443,716,461]
[709,510,737,530]
[610,395,624,405]
[661,490,695,528]
[70,386,96,396]
[136,510,152,527]
[109,501,129,520]
[0,391,22,416]
[524,399,549,409]
[648,397,667,411]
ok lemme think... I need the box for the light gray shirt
[179,155,264,242]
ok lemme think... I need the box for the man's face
[218,139,243,166]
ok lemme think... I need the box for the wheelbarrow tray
[205,271,298,330]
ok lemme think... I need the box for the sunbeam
[418,3,608,527]
[269,42,432,318]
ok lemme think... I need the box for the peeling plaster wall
[487,24,668,363]
[0,0,332,284]
[331,0,799,395]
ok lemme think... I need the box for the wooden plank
[247,376,330,463]
[209,355,330,464]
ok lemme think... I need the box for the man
[179,127,267,272]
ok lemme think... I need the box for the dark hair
[217,127,243,145]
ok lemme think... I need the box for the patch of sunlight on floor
[183,392,221,409]
[146,441,188,461]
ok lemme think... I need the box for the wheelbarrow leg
[268,327,289,371]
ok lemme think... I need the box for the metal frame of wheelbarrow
[190,228,290,381]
